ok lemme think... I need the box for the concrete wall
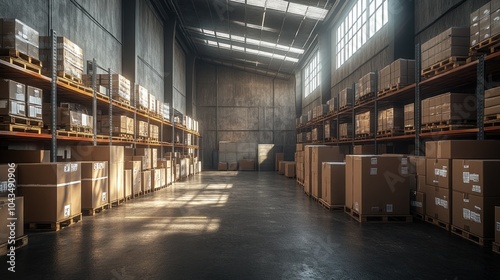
[0,0,122,73]
[196,61,296,169]
[173,41,186,114]
[137,0,164,101]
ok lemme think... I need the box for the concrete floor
[1,171,499,279]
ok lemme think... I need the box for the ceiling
[150,0,339,79]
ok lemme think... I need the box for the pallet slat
[28,213,82,231]
[0,235,29,256]
[348,209,413,223]
[424,215,450,231]
[450,226,492,247]
[82,203,111,216]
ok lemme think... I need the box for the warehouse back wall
[196,62,296,170]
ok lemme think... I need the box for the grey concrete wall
[0,0,122,73]
[137,0,164,102]
[196,61,296,169]
[173,41,186,114]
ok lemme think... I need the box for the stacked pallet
[421,92,476,131]
[470,1,500,50]
[0,19,41,73]
[40,36,84,82]
[378,59,415,94]
[0,79,42,133]
[355,111,372,139]
[98,115,134,139]
[356,72,376,103]
[377,107,404,136]
[338,87,353,110]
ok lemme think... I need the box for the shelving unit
[296,46,500,153]
[0,31,201,161]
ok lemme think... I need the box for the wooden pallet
[0,115,41,128]
[377,84,404,96]
[484,114,500,126]
[324,137,336,143]
[339,136,352,142]
[57,71,82,84]
[470,33,500,56]
[422,56,468,78]
[57,77,93,93]
[0,235,29,256]
[338,105,352,112]
[0,123,41,134]
[82,203,111,216]
[355,92,375,105]
[377,129,404,138]
[411,211,425,221]
[133,192,143,198]
[424,215,450,231]
[56,129,93,138]
[111,198,126,207]
[493,242,500,254]
[344,206,354,216]
[28,213,82,231]
[125,195,133,201]
[421,123,476,133]
[450,226,492,247]
[349,209,413,223]
[0,50,42,74]
[296,180,304,188]
[311,195,319,202]
[355,133,373,140]
[318,198,343,211]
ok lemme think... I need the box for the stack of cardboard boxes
[40,36,84,81]
[137,120,149,138]
[355,111,372,137]
[94,74,131,102]
[311,127,323,141]
[404,103,415,130]
[98,115,134,137]
[338,87,353,109]
[324,120,336,140]
[1,18,39,60]
[327,97,337,114]
[377,107,404,133]
[312,104,328,119]
[135,84,149,110]
[0,79,26,118]
[421,92,476,126]
[356,72,376,103]
[321,162,345,208]
[421,27,469,71]
[80,161,108,213]
[470,1,500,47]
[339,122,352,139]
[485,87,500,118]
[303,145,344,199]
[378,59,416,91]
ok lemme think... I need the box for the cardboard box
[426,158,451,189]
[411,191,425,216]
[485,87,500,101]
[227,162,238,171]
[311,146,344,199]
[0,79,25,101]
[278,161,286,175]
[141,170,151,193]
[0,196,24,241]
[485,95,500,108]
[238,159,255,171]
[135,148,151,170]
[285,162,296,178]
[218,162,228,171]
[485,104,500,115]
[425,185,451,223]
[17,163,81,223]
[80,161,108,210]
[275,153,284,171]
[452,159,500,196]
[152,168,162,190]
[0,99,25,117]
[353,144,386,155]
[452,191,500,238]
[434,140,500,159]
[322,162,345,206]
[352,155,411,215]
[27,85,42,106]
[124,169,132,198]
[0,150,50,163]
[496,206,500,243]
[125,161,141,196]
[417,175,426,193]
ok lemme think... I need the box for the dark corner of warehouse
[0,0,500,279]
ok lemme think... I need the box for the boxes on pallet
[141,170,151,193]
[310,146,344,199]
[339,122,352,138]
[152,168,162,190]
[0,196,24,241]
[312,127,323,141]
[327,97,337,113]
[2,18,39,59]
[0,99,25,117]
[421,93,476,125]
[421,27,469,71]
[17,162,82,223]
[135,85,149,109]
[80,161,108,210]
[321,162,345,207]
[426,158,452,189]
[98,115,132,136]
[426,140,500,159]
[149,93,156,114]
[149,124,159,140]
[312,104,328,119]
[125,161,141,196]
[355,111,372,136]
[98,74,131,102]
[228,162,238,171]
[40,36,84,80]
[135,148,151,170]
[71,146,124,204]
[0,79,25,102]
[348,155,410,216]
[162,103,170,121]
[378,64,391,91]
[324,120,336,139]
[151,148,158,169]
[137,121,149,138]
[284,162,295,178]
[356,72,376,102]
[485,87,500,116]
[404,103,414,129]
[378,107,404,133]
[452,191,500,238]
[218,162,228,171]
[338,87,353,109]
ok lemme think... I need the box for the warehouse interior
[1,0,500,278]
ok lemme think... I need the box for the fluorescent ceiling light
[229,0,328,20]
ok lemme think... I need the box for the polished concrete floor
[1,171,499,279]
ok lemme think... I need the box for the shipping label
[64,204,71,217]
[463,208,471,220]
[463,172,470,183]
[470,211,481,223]
[472,185,481,193]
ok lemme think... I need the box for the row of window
[304,0,388,97]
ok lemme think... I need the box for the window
[304,52,320,97]
[336,0,388,68]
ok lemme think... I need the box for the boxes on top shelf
[421,92,476,125]
[135,84,148,109]
[40,36,84,81]
[149,93,157,114]
[338,87,353,109]
[356,72,376,102]
[327,96,337,113]
[98,74,131,102]
[1,18,40,60]
[421,27,469,71]
[162,103,170,121]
